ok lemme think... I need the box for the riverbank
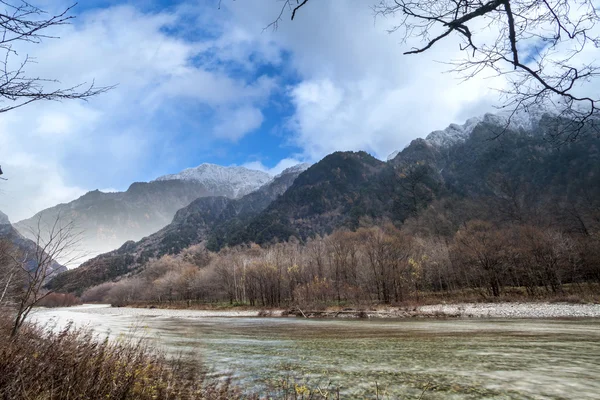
[69,301,600,319]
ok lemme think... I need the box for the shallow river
[32,305,600,399]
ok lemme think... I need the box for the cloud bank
[0,0,505,221]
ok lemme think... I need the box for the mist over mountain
[14,165,275,263]
[48,164,309,293]
[0,210,9,225]
[0,210,65,276]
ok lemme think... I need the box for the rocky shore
[70,302,600,319]
[416,302,600,318]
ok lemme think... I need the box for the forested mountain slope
[215,113,600,247]
[50,113,600,294]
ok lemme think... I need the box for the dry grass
[0,314,246,400]
[0,313,380,399]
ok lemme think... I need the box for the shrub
[36,292,82,308]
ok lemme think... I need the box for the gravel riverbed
[68,302,600,319]
[416,302,600,318]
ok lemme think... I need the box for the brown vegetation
[0,314,243,399]
[0,314,400,399]
[81,218,600,308]
[36,292,82,308]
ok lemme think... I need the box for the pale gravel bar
[417,302,600,318]
[70,302,600,319]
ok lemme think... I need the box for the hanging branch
[0,1,113,113]
[269,0,600,142]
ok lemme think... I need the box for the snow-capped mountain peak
[426,116,484,148]
[276,163,312,178]
[154,163,272,198]
[425,108,552,148]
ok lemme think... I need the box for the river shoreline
[62,301,600,319]
[29,303,600,399]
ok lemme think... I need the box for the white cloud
[0,0,553,224]
[36,113,72,137]
[214,106,264,141]
[242,157,306,176]
[0,157,86,222]
[271,158,308,175]
[99,188,119,193]
[224,0,504,161]
[242,157,304,175]
[0,3,279,221]
[35,104,101,138]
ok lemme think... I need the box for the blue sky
[0,0,505,221]
[67,0,305,182]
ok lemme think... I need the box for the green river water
[32,305,600,399]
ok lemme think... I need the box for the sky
[0,0,507,222]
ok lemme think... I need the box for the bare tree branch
[0,1,114,114]
[9,211,86,336]
[269,0,600,142]
[265,0,311,31]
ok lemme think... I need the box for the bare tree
[452,220,508,297]
[10,213,84,336]
[270,0,600,141]
[0,239,22,305]
[0,1,112,113]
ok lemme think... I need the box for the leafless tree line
[84,219,600,308]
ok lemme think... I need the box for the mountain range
[48,110,600,294]
[49,164,310,292]
[14,164,276,262]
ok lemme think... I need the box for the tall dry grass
[0,314,246,399]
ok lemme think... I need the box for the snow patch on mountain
[154,164,272,198]
[426,109,551,148]
[276,163,311,178]
[426,116,484,148]
[386,150,400,161]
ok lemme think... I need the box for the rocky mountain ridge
[385,109,552,161]
[423,109,551,149]
[154,163,272,198]
[0,210,9,225]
